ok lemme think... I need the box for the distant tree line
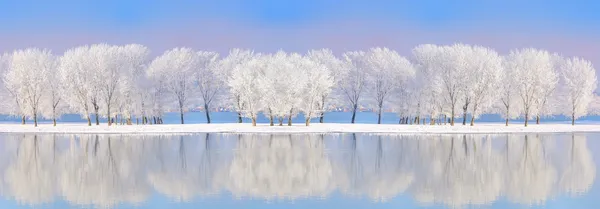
[0,44,597,127]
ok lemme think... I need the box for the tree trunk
[451,108,455,126]
[399,116,402,124]
[238,112,243,123]
[572,113,575,125]
[205,103,211,124]
[536,115,540,124]
[107,105,112,126]
[288,109,293,126]
[305,118,310,126]
[470,115,475,126]
[179,107,184,124]
[52,107,57,126]
[444,115,447,125]
[269,115,274,126]
[462,109,467,126]
[94,108,100,125]
[319,112,324,123]
[377,107,382,124]
[524,112,529,127]
[33,112,38,127]
[351,104,358,124]
[86,115,91,126]
[279,117,283,126]
[505,118,509,126]
[21,116,25,125]
[252,117,257,126]
[143,116,147,125]
[127,115,132,125]
[136,118,139,125]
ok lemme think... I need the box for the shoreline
[1,123,600,134]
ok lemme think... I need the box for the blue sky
[1,0,599,65]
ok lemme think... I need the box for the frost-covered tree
[306,49,345,123]
[147,48,198,124]
[364,47,415,124]
[220,49,257,123]
[40,63,64,126]
[0,53,24,123]
[498,57,521,126]
[412,44,467,126]
[339,51,367,123]
[59,46,94,126]
[557,57,597,125]
[228,55,267,126]
[4,48,55,127]
[257,53,281,126]
[505,48,557,126]
[279,53,307,126]
[297,55,333,126]
[118,44,150,125]
[194,51,220,123]
[465,46,502,126]
[90,44,123,126]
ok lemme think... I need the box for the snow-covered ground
[1,123,600,134]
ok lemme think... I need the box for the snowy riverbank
[2,123,600,134]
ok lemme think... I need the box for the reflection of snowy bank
[3,123,600,133]
[0,133,595,208]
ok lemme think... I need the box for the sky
[1,0,599,65]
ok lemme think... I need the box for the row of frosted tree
[0,43,597,127]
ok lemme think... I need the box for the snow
[1,123,600,134]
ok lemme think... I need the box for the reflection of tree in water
[504,134,556,205]
[147,133,219,202]
[410,134,504,208]
[0,133,595,208]
[216,134,334,200]
[4,135,57,205]
[558,133,596,196]
[58,135,150,208]
[332,134,414,202]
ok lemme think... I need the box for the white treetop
[557,57,598,124]
[4,48,55,127]
[194,51,220,123]
[505,48,557,126]
[0,53,22,118]
[59,46,94,125]
[278,53,308,125]
[118,44,150,125]
[365,47,415,124]
[464,45,503,125]
[219,49,257,123]
[147,48,198,124]
[228,54,268,126]
[306,49,345,123]
[339,51,368,123]
[298,54,334,126]
[498,56,522,125]
[90,44,123,126]
[40,58,64,126]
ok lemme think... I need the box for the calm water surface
[0,133,598,209]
